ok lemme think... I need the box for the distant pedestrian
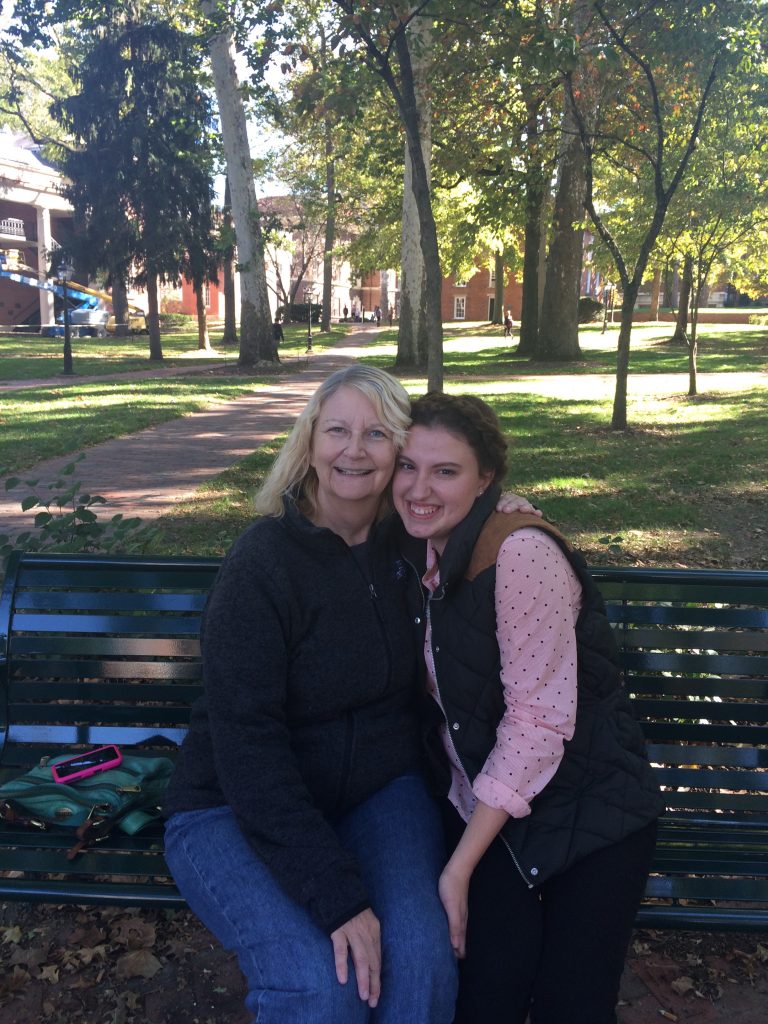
[388,308,394,327]
[342,305,349,321]
[375,306,382,326]
[503,311,513,338]
[272,315,284,361]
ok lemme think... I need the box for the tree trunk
[380,270,390,319]
[321,118,335,333]
[493,252,504,324]
[111,276,130,338]
[203,0,273,366]
[671,253,693,343]
[397,136,430,367]
[611,285,639,430]
[539,0,591,362]
[146,273,163,361]
[649,266,662,319]
[221,177,238,346]
[196,283,210,350]
[539,83,585,361]
[687,333,698,396]
[397,18,444,385]
[518,175,545,356]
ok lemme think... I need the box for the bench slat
[8,681,202,702]
[10,659,203,681]
[11,636,201,657]
[11,611,203,635]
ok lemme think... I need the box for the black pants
[443,805,658,1024]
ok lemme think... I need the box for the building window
[454,296,466,320]
[203,283,211,307]
[455,276,467,287]
[489,267,496,285]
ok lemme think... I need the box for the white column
[36,205,55,327]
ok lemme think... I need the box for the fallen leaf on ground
[115,948,162,981]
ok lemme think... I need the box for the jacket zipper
[333,548,390,811]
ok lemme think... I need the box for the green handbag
[0,752,174,859]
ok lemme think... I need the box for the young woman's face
[310,386,398,512]
[393,425,493,555]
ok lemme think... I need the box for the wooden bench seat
[2,553,768,930]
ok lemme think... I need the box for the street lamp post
[57,259,75,375]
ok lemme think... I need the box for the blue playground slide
[0,252,104,334]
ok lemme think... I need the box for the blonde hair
[254,365,411,518]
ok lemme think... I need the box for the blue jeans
[164,773,457,1024]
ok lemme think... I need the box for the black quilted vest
[415,490,664,887]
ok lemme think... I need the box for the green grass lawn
[362,322,768,378]
[0,324,343,381]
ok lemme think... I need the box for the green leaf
[4,477,20,491]
[34,512,53,527]
[21,496,39,511]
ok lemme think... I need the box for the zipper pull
[369,583,378,599]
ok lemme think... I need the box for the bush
[276,302,322,324]
[158,313,195,330]
[578,296,605,323]
[1,454,160,572]
[747,313,768,326]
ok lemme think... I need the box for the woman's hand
[438,864,470,959]
[330,908,382,1007]
[497,491,542,516]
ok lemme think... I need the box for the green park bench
[1,552,768,932]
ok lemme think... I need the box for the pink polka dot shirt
[423,528,582,823]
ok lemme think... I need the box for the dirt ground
[2,900,768,1024]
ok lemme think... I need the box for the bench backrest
[592,567,768,828]
[0,552,220,769]
[3,555,768,818]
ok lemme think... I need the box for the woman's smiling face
[310,386,398,514]
[393,425,493,554]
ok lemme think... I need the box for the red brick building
[441,265,522,323]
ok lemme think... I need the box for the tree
[52,8,217,361]
[332,2,445,390]
[262,3,375,333]
[657,76,768,394]
[570,0,761,429]
[201,0,275,366]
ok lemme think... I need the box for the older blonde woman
[164,367,457,1024]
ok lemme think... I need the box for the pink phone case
[51,745,123,784]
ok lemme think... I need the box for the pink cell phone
[51,745,122,784]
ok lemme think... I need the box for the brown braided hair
[408,392,508,485]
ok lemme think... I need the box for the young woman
[392,392,664,1024]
